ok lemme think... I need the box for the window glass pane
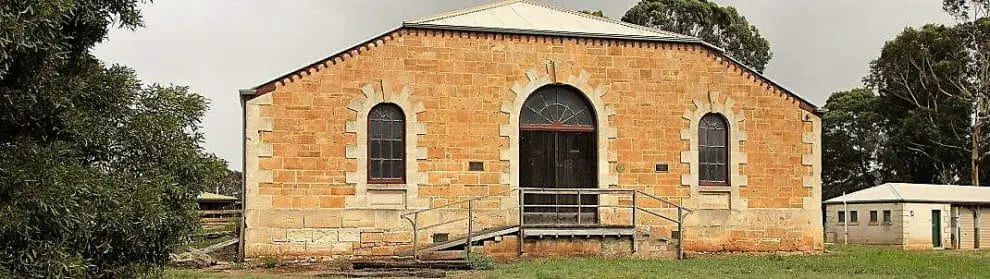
[370,120,382,140]
[393,160,405,178]
[883,210,892,223]
[850,211,859,222]
[371,159,382,178]
[384,140,394,159]
[383,159,393,179]
[391,140,403,160]
[391,121,403,140]
[371,140,382,158]
[838,211,846,222]
[716,165,727,181]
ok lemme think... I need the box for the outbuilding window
[869,210,879,225]
[850,210,859,223]
[368,103,405,184]
[882,210,892,225]
[838,211,846,223]
[699,113,729,185]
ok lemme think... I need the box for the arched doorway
[519,84,598,226]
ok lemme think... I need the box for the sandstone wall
[242,28,823,257]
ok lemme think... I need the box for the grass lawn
[166,245,990,278]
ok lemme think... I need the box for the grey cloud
[91,0,955,169]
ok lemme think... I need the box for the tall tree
[943,0,990,185]
[1,1,226,277]
[822,89,884,199]
[865,20,990,185]
[621,0,772,72]
[866,24,975,185]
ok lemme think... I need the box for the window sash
[368,104,405,183]
[699,114,729,185]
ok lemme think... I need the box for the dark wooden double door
[519,85,599,226]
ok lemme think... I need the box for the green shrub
[260,257,280,269]
[467,253,496,270]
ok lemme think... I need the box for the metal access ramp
[400,188,692,260]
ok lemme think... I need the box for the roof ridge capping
[517,0,691,39]
[405,0,523,24]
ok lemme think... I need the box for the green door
[932,210,942,248]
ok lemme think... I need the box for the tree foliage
[822,89,883,199]
[866,23,976,184]
[825,18,990,194]
[621,0,772,72]
[943,0,990,20]
[0,1,226,277]
[579,10,606,18]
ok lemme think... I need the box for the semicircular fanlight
[520,85,595,130]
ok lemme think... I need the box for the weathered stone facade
[241,27,823,258]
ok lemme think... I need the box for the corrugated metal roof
[197,192,238,202]
[244,0,820,113]
[824,183,990,204]
[404,0,697,42]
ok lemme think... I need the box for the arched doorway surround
[519,84,598,225]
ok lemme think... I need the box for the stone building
[824,183,989,250]
[238,0,824,259]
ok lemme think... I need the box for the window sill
[367,184,407,191]
[699,186,731,193]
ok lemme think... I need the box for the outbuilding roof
[824,183,990,205]
[197,192,238,202]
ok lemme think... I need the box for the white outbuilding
[823,183,989,250]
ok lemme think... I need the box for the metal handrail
[400,188,518,219]
[400,187,692,260]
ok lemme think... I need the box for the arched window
[699,113,729,186]
[368,103,405,184]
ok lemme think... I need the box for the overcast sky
[91,0,955,170]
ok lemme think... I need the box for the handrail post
[632,191,637,227]
[518,188,524,255]
[677,207,684,260]
[412,212,419,260]
[577,189,582,226]
[466,200,473,258]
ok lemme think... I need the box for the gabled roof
[243,0,819,113]
[404,0,699,43]
[824,183,990,204]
